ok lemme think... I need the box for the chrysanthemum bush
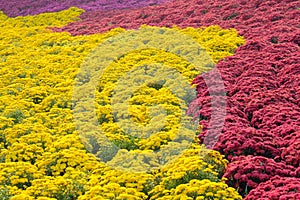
[151,179,242,200]
[148,146,236,199]
[0,6,246,199]
[244,176,300,200]
[223,156,299,195]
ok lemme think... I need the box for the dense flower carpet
[0,0,299,199]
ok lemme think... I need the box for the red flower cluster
[186,0,300,197]
[245,176,300,200]
[281,132,300,167]
[190,1,300,196]
[223,156,300,195]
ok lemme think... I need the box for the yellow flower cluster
[148,144,231,199]
[0,7,244,199]
[154,179,242,200]
[178,26,244,62]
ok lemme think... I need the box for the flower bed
[0,7,245,199]
[1,0,300,199]
[54,0,300,197]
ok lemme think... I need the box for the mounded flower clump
[244,176,300,200]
